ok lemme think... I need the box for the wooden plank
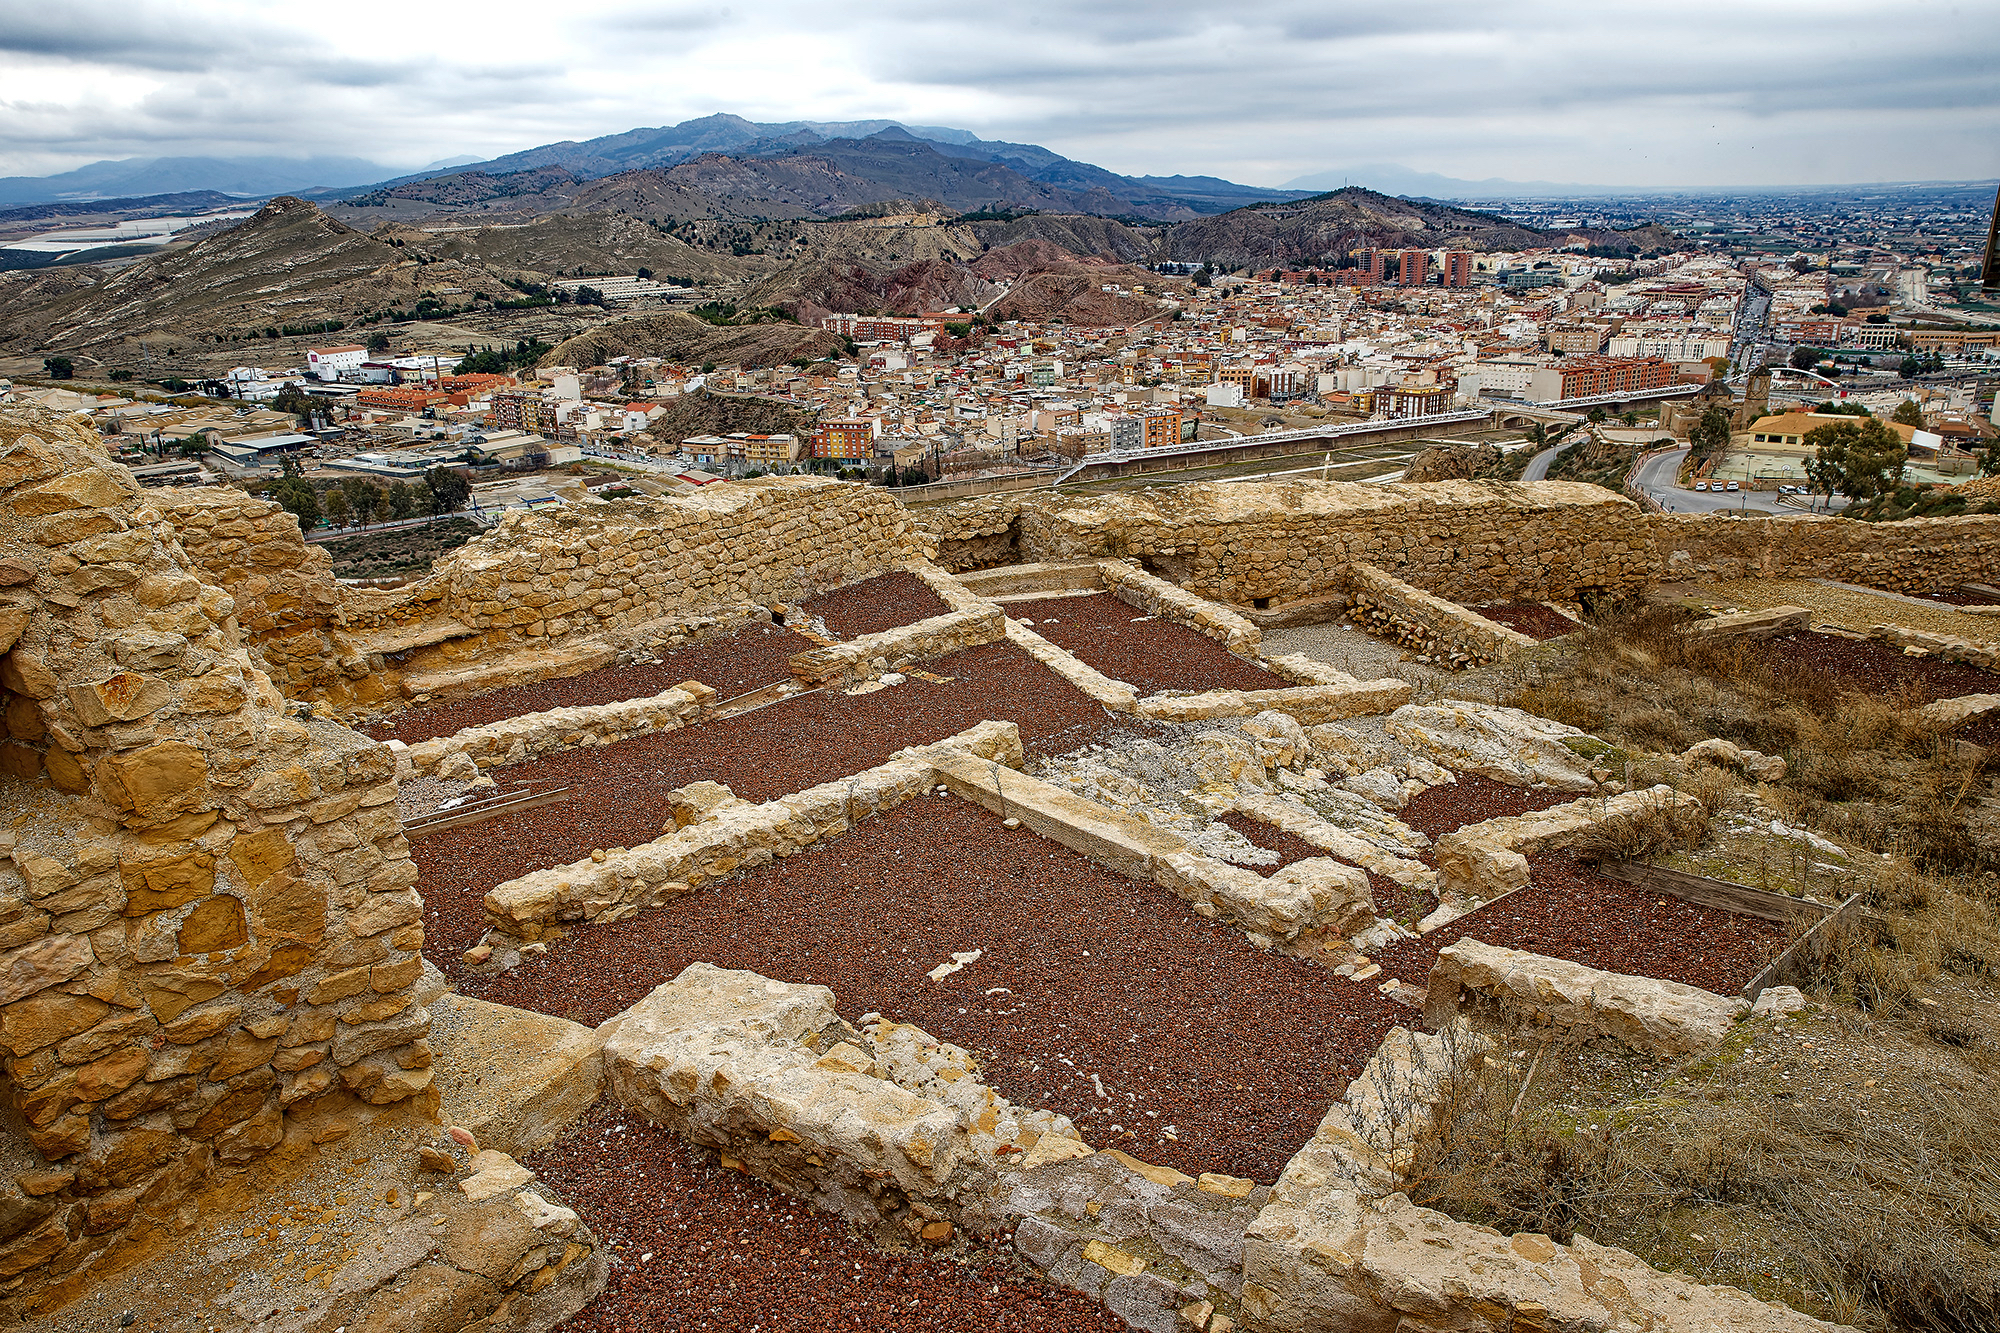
[1598,860,1826,924]
[1742,894,1863,1004]
[406,787,573,836]
[1598,860,1886,934]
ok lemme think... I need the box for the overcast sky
[3,0,1996,187]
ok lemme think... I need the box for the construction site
[1,402,1997,1333]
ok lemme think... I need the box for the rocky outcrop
[1422,938,1748,1054]
[1385,700,1613,791]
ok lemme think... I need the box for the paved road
[1521,446,1562,482]
[1629,447,1789,515]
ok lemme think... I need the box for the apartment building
[1445,251,1473,288]
[1526,355,1675,402]
[812,418,876,460]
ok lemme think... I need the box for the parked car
[1725,480,1741,492]
[1693,481,1709,491]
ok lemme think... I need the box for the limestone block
[1917,692,2000,728]
[1423,938,1746,1054]
[1430,784,1700,903]
[1384,701,1608,791]
[1682,605,1811,640]
[601,964,995,1228]
[1681,737,1786,782]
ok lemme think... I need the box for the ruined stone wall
[161,478,927,710]
[916,482,2000,604]
[0,408,432,1315]
[150,491,370,703]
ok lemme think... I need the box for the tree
[1892,399,1925,427]
[388,482,419,520]
[270,478,320,529]
[42,356,73,379]
[1193,265,1213,289]
[424,466,470,517]
[1789,346,1822,371]
[366,331,392,353]
[1806,416,1906,504]
[1688,405,1733,461]
[1899,356,1923,378]
[636,267,653,280]
[322,490,351,529]
[1586,406,1607,423]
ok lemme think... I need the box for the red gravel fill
[412,641,1164,975]
[1957,713,2000,751]
[1471,603,1580,641]
[369,625,812,743]
[1764,630,1999,705]
[801,570,949,639]
[1374,848,1786,995]
[1011,594,1279,695]
[1399,773,1580,843]
[1216,811,1324,875]
[525,1103,1126,1333]
[474,795,1404,1184]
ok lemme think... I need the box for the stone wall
[1346,563,1536,668]
[1098,559,1261,656]
[1422,939,1748,1055]
[0,408,433,1314]
[162,477,928,710]
[601,963,1084,1241]
[788,606,1006,686]
[399,681,715,777]
[480,722,1024,940]
[915,481,2000,604]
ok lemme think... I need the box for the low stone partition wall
[1422,939,1748,1055]
[1347,563,1535,668]
[1260,653,1363,687]
[906,560,1001,613]
[1099,559,1262,656]
[1003,619,1141,712]
[1870,622,2000,672]
[789,606,1006,685]
[1137,679,1411,726]
[930,751,1377,944]
[601,963,1085,1240]
[481,721,1023,938]
[1241,1178,1838,1333]
[1919,693,2000,727]
[1429,784,1702,903]
[399,680,716,776]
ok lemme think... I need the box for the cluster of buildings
[12,230,1995,496]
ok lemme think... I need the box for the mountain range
[0,117,1304,217]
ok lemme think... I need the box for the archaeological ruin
[2,401,1998,1332]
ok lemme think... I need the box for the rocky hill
[0,195,527,359]
[642,388,818,447]
[541,311,841,369]
[968,215,1161,263]
[1161,188,1553,269]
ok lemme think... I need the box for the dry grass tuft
[1407,1008,2000,1332]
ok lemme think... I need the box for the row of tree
[259,463,471,532]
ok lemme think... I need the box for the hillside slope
[0,195,522,355]
[541,312,841,369]
[1162,188,1551,268]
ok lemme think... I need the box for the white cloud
[0,0,1994,186]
